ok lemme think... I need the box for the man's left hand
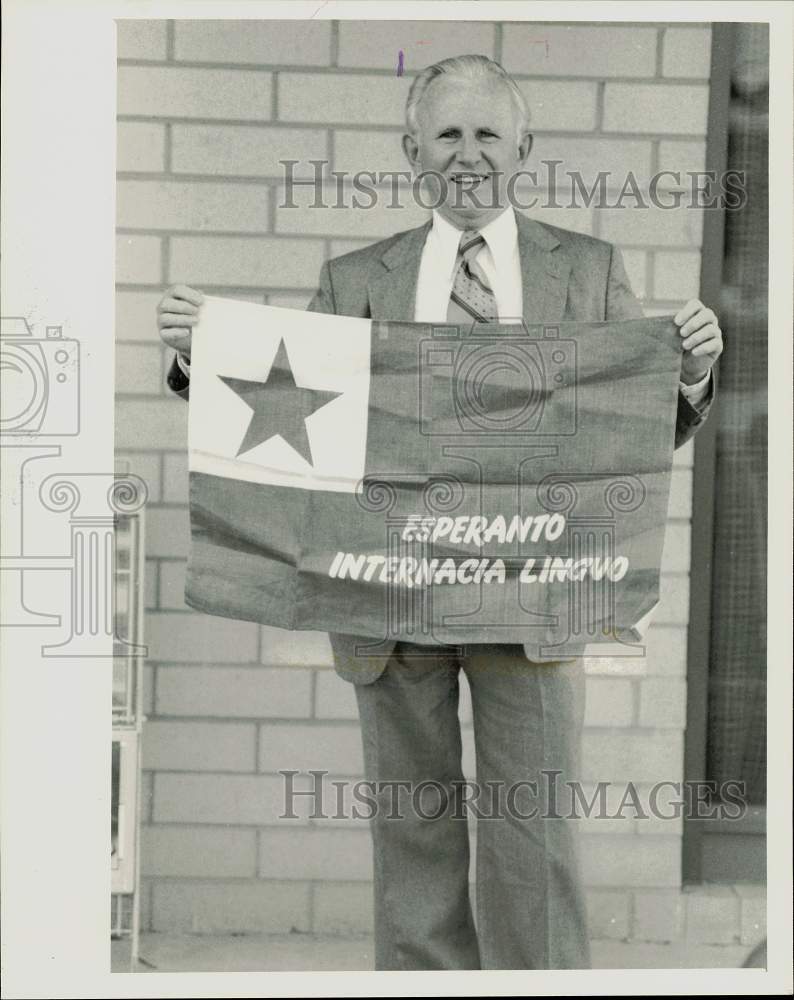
[674,299,724,384]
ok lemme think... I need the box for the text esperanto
[327,513,629,587]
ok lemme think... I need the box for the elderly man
[157,55,722,970]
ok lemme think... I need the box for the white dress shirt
[414,207,710,405]
[414,206,524,323]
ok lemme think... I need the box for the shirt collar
[430,207,518,279]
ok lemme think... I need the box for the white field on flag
[189,297,372,493]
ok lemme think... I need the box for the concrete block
[143,719,256,771]
[337,21,495,69]
[313,882,374,935]
[517,80,598,131]
[582,729,684,783]
[172,124,327,178]
[118,66,272,120]
[145,611,259,663]
[278,72,408,126]
[159,559,187,610]
[258,827,373,880]
[656,573,690,626]
[117,19,168,60]
[657,140,707,177]
[156,664,313,718]
[162,452,189,503]
[117,122,166,172]
[667,468,693,520]
[141,823,257,877]
[603,83,709,135]
[153,771,310,824]
[169,235,325,288]
[587,889,631,940]
[145,506,190,558]
[174,19,332,66]
[685,886,741,945]
[266,293,313,309]
[314,669,359,720]
[115,450,161,502]
[116,400,187,451]
[735,884,766,947]
[115,290,163,343]
[274,183,427,239]
[643,626,689,676]
[117,179,270,233]
[260,626,334,668]
[633,888,685,942]
[662,27,712,79]
[599,204,704,248]
[661,523,692,574]
[585,677,635,727]
[115,342,163,395]
[151,879,311,934]
[654,251,702,301]
[333,128,406,177]
[638,677,687,729]
[582,834,681,888]
[621,249,647,298]
[258,722,364,776]
[117,234,161,284]
[503,24,657,78]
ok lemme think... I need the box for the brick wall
[114,19,746,945]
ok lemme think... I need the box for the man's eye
[438,131,459,139]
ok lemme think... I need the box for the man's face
[403,74,531,230]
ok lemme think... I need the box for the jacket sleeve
[605,244,714,450]
[306,260,337,316]
[605,245,644,322]
[166,352,191,401]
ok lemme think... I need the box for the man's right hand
[157,284,204,362]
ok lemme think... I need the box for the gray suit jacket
[167,212,713,683]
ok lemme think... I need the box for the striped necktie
[446,229,498,324]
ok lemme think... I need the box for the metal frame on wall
[682,21,767,884]
[111,503,146,967]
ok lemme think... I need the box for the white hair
[405,54,531,142]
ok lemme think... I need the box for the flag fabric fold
[185,297,682,660]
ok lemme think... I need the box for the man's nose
[455,132,482,166]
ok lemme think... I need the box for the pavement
[111,932,752,973]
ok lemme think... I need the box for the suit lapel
[366,213,571,324]
[515,213,571,325]
[367,220,432,321]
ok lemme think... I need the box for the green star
[219,339,341,466]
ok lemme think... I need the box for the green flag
[186,297,682,660]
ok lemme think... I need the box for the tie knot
[458,230,485,263]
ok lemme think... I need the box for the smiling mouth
[449,173,490,189]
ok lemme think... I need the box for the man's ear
[518,132,533,164]
[402,133,420,171]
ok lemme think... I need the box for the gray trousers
[350,641,590,970]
